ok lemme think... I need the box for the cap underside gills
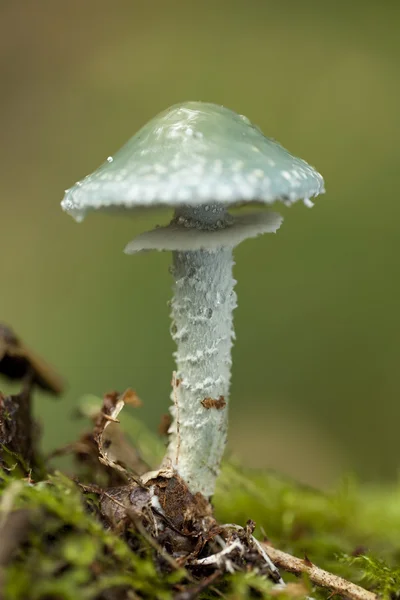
[125,210,283,253]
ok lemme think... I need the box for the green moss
[2,406,400,598]
[0,472,186,599]
[215,463,400,596]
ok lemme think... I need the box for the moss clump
[1,395,400,599]
[1,472,186,599]
[216,463,400,597]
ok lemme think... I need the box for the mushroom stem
[165,205,237,498]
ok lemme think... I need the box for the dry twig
[262,544,377,600]
[221,523,285,585]
[192,539,243,571]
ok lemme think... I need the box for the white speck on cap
[303,198,315,208]
[61,101,325,222]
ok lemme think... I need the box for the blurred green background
[1,0,399,488]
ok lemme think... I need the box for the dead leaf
[121,388,142,408]
[0,324,64,395]
[93,390,148,477]
[49,432,127,487]
[150,472,214,533]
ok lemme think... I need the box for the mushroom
[61,101,324,498]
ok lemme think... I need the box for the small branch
[192,539,243,568]
[262,544,377,600]
[251,535,285,586]
[220,523,285,585]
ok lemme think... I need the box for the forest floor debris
[0,325,397,599]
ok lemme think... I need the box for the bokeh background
[1,0,399,488]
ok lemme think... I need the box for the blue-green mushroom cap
[61,101,325,222]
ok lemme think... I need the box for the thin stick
[220,524,284,585]
[262,544,377,600]
[192,539,243,567]
[251,535,285,586]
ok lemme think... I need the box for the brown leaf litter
[0,323,63,395]
[0,330,379,600]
